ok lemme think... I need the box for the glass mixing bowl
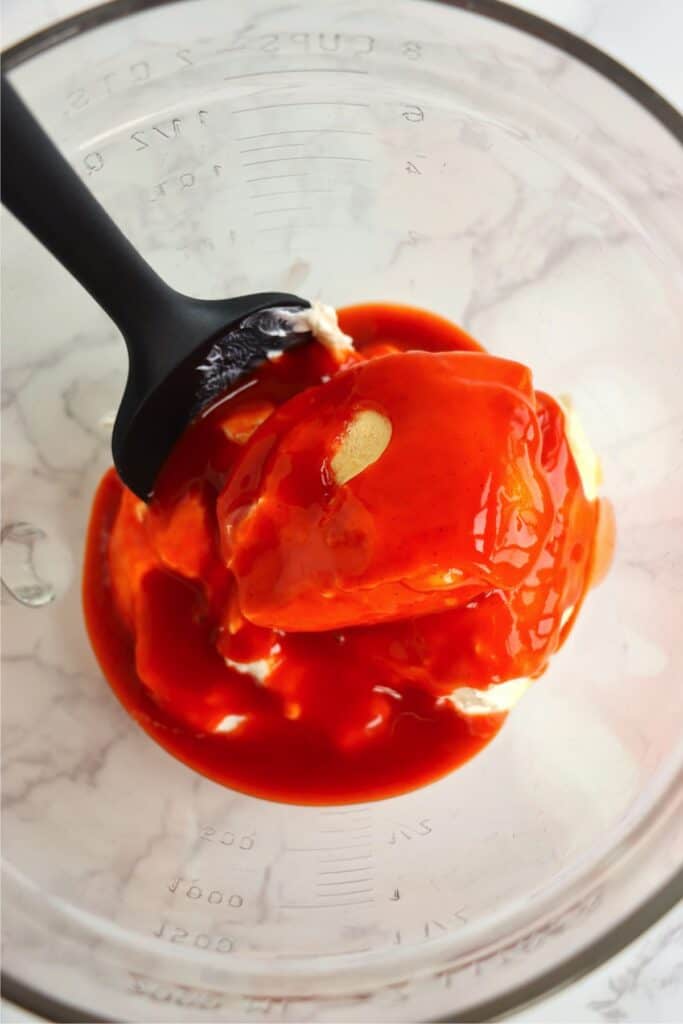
[2,1,682,1020]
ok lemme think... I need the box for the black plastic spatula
[0,77,311,500]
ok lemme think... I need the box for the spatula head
[112,293,310,501]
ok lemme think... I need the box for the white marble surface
[2,0,682,1022]
[476,7,683,1023]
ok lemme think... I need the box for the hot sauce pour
[83,304,607,804]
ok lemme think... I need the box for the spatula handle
[1,76,170,336]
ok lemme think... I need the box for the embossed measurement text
[153,920,235,952]
[128,972,223,1011]
[199,826,255,849]
[168,878,244,907]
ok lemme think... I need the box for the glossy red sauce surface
[83,304,602,803]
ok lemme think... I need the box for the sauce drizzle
[83,304,603,804]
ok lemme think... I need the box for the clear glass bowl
[2,2,682,1020]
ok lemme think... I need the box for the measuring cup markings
[83,151,104,175]
[232,101,370,115]
[61,31,430,113]
[224,68,370,82]
[278,899,375,910]
[317,826,372,835]
[131,118,181,151]
[238,129,373,141]
[74,87,382,234]
[309,811,376,908]
[402,104,425,123]
[75,102,209,166]
[232,32,377,57]
[267,819,379,911]
[386,818,433,845]
[318,854,374,864]
[242,156,372,167]
[432,890,603,987]
[241,143,308,153]
[198,825,256,849]
[152,921,235,954]
[390,908,469,949]
[286,842,373,853]
[271,949,373,960]
[252,191,335,200]
[254,207,312,216]
[317,866,374,876]
[168,877,245,909]
[256,226,321,236]
[229,96,425,251]
[241,110,376,234]
[246,172,311,185]
[315,892,374,901]
[128,972,224,1011]
[238,996,300,1020]
[424,919,449,940]
[316,879,373,888]
[148,164,224,202]
[129,109,208,151]
[65,53,182,109]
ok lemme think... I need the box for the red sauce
[83,304,604,804]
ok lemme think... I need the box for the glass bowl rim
[2,1,682,1021]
